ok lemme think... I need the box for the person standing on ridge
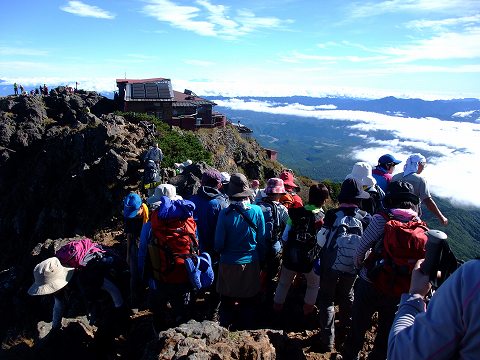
[13,82,18,95]
[392,153,448,225]
[372,154,402,192]
[215,173,265,329]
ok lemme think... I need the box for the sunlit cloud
[60,1,115,19]
[141,0,289,39]
[383,28,480,62]
[214,98,480,207]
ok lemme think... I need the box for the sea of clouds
[214,98,480,208]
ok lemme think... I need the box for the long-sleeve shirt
[215,203,265,264]
[388,260,480,360]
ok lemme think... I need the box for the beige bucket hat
[28,257,75,296]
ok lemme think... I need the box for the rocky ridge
[1,90,342,359]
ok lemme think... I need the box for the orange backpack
[149,210,198,284]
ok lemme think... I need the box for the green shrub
[116,111,212,167]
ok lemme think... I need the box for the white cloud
[383,27,480,62]
[60,1,115,19]
[406,14,480,30]
[141,0,288,39]
[215,98,480,207]
[0,47,48,56]
[452,110,479,118]
[351,0,479,18]
[183,59,215,67]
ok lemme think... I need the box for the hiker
[123,192,149,304]
[13,82,18,95]
[279,169,303,208]
[215,173,266,329]
[143,159,161,196]
[43,84,48,95]
[147,183,182,210]
[251,179,260,200]
[220,172,230,195]
[189,169,229,319]
[392,153,448,225]
[388,259,480,360]
[138,192,197,329]
[346,161,385,215]
[315,178,370,353]
[28,257,129,355]
[345,181,424,360]
[372,154,402,192]
[273,183,329,320]
[143,142,163,168]
[256,178,290,307]
[190,169,229,256]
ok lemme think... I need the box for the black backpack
[143,160,158,185]
[257,199,283,245]
[282,207,319,273]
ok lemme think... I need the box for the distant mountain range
[209,95,480,123]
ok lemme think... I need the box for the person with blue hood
[138,191,197,330]
[392,153,448,225]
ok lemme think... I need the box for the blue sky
[1,0,480,99]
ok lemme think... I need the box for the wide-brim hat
[123,193,142,218]
[384,180,420,205]
[338,178,370,203]
[227,173,254,198]
[279,171,299,190]
[147,184,182,206]
[28,257,74,296]
[265,178,286,195]
[345,162,376,187]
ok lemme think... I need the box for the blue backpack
[184,252,214,291]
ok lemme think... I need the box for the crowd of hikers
[28,149,479,359]
[12,82,79,96]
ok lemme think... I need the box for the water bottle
[420,229,447,281]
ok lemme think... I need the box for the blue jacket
[388,260,480,359]
[215,204,266,265]
[190,186,229,255]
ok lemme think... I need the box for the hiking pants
[274,266,320,306]
[219,294,260,330]
[148,282,192,330]
[317,269,355,349]
[264,242,282,305]
[347,277,399,360]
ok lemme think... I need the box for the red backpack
[369,214,428,297]
[149,209,198,284]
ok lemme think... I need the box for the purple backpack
[55,238,105,268]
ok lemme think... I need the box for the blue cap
[378,154,401,165]
[123,193,142,218]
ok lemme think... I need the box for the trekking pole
[420,230,447,282]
